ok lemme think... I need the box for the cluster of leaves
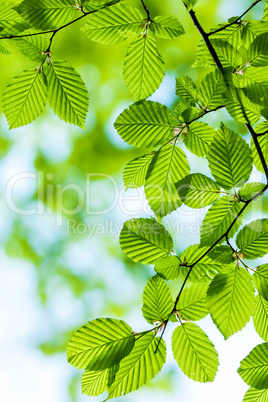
[0,0,185,129]
[1,0,268,401]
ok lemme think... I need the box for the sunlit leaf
[67,318,135,371]
[123,153,153,189]
[184,121,217,157]
[151,15,185,39]
[238,342,268,389]
[142,275,173,324]
[176,283,209,321]
[252,264,268,301]
[253,295,268,341]
[108,333,166,398]
[172,322,219,382]
[119,218,173,264]
[236,219,268,259]
[154,255,180,280]
[123,35,165,101]
[207,266,255,339]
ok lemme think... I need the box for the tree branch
[208,0,263,37]
[246,123,268,182]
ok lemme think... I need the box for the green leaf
[151,15,185,39]
[211,38,242,67]
[208,245,234,264]
[0,40,11,55]
[236,219,268,260]
[243,387,268,402]
[253,295,268,341]
[238,182,266,202]
[176,173,220,209]
[114,101,177,148]
[224,87,262,124]
[252,264,268,301]
[45,60,89,129]
[207,266,255,339]
[251,122,268,173]
[241,21,268,48]
[200,196,244,246]
[210,22,242,48]
[264,2,268,21]
[2,68,47,129]
[176,76,199,106]
[176,283,209,321]
[248,33,268,67]
[199,69,226,109]
[107,333,166,398]
[145,145,190,217]
[142,275,173,324]
[14,29,49,61]
[119,218,173,264]
[123,35,165,101]
[180,244,223,283]
[184,121,217,157]
[15,0,75,30]
[238,342,268,389]
[207,123,253,190]
[123,153,153,190]
[172,322,219,382]
[81,4,143,45]
[184,0,199,10]
[0,2,24,34]
[67,318,135,371]
[154,255,180,280]
[192,40,215,68]
[235,67,268,106]
[82,368,111,397]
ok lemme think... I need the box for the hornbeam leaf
[209,22,242,48]
[172,323,219,382]
[207,123,253,190]
[151,15,185,39]
[248,33,268,67]
[107,333,166,398]
[200,196,244,246]
[123,35,165,101]
[0,2,24,34]
[180,244,223,283]
[238,343,268,389]
[199,70,226,109]
[184,121,217,157]
[207,266,255,339]
[81,4,143,45]
[67,318,135,371]
[82,368,110,397]
[251,122,268,173]
[154,255,181,280]
[0,40,11,55]
[253,295,268,341]
[176,283,209,321]
[176,173,220,209]
[14,29,49,61]
[264,2,268,21]
[208,245,234,264]
[45,60,89,129]
[119,218,173,264]
[142,275,173,324]
[176,76,200,106]
[236,219,268,260]
[252,264,268,301]
[243,387,268,402]
[210,38,242,67]
[15,0,75,31]
[2,68,47,129]
[238,182,266,202]
[145,145,190,217]
[241,21,268,48]
[123,153,153,189]
[184,0,199,10]
[224,88,262,124]
[114,101,177,148]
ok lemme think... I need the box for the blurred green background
[0,1,267,401]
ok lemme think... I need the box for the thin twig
[140,0,151,20]
[208,0,263,37]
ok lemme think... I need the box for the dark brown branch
[208,0,263,37]
[246,123,268,182]
[140,0,151,20]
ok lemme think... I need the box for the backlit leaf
[238,343,268,389]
